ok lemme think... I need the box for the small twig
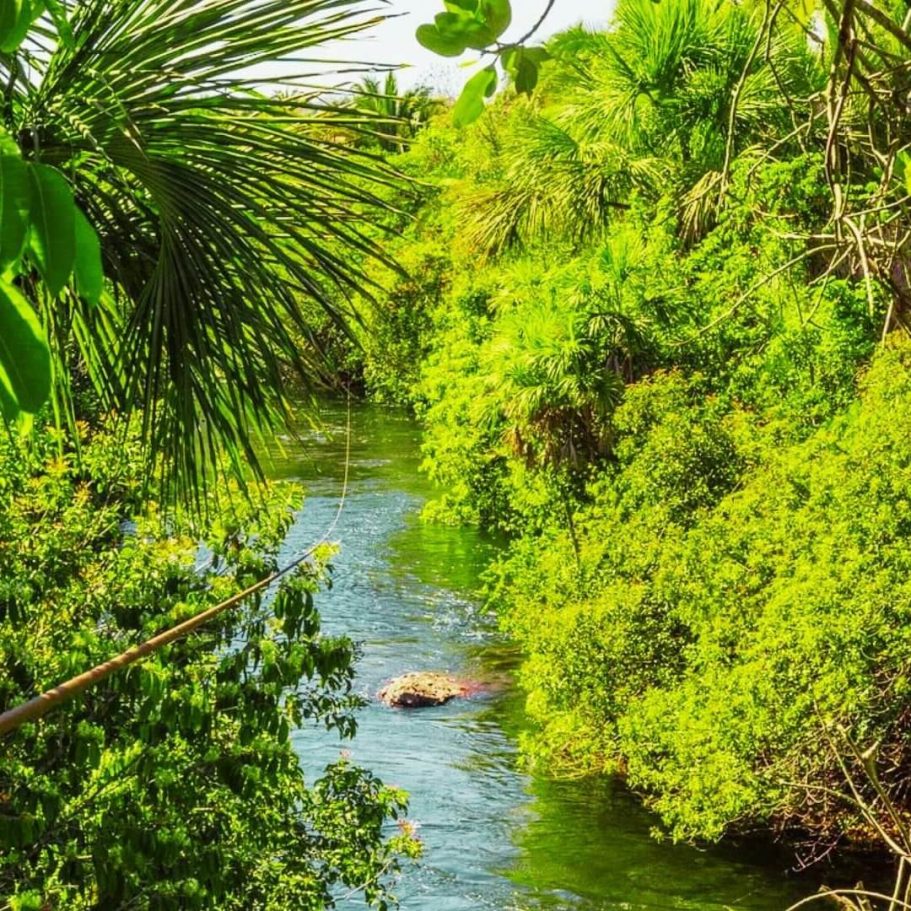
[720,0,779,195]
[786,888,911,911]
[672,245,837,346]
[513,0,557,48]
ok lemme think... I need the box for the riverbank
[267,402,858,910]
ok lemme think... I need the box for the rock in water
[378,672,469,708]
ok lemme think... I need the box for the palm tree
[0,0,397,496]
[352,72,443,153]
[475,231,654,470]
[458,0,820,254]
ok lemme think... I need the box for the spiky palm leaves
[353,73,442,153]
[476,237,654,469]
[459,0,820,254]
[2,0,396,496]
[460,112,657,256]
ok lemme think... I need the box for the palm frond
[7,0,403,499]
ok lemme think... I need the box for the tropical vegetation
[0,1,420,909]
[340,0,911,879]
[0,423,416,909]
[8,0,911,906]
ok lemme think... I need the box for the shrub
[0,425,415,909]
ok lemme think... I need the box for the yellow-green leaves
[418,0,550,127]
[0,279,50,418]
[28,163,76,298]
[453,66,498,127]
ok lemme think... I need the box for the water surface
[268,403,844,911]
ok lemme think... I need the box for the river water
[268,403,835,911]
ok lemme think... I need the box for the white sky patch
[248,1,612,95]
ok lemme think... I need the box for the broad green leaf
[480,0,511,37]
[0,126,18,156]
[74,209,104,305]
[0,0,24,49]
[462,22,497,50]
[522,47,551,65]
[0,373,17,420]
[416,23,466,57]
[44,0,73,47]
[453,66,498,127]
[0,153,28,271]
[515,59,539,94]
[0,278,50,414]
[27,163,75,298]
[436,11,495,51]
[0,0,30,53]
[505,48,540,94]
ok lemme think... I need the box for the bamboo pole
[0,402,353,738]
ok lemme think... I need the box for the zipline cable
[0,398,353,739]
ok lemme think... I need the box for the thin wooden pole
[0,399,353,738]
[1,559,292,737]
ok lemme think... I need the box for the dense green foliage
[0,0,399,493]
[0,425,415,909]
[496,345,911,842]
[0,5,434,908]
[345,0,911,853]
[8,0,911,904]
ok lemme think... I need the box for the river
[267,402,842,911]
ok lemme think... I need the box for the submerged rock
[378,672,469,708]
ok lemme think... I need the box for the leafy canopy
[0,422,419,909]
[0,0,398,497]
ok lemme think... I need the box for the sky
[315,1,611,94]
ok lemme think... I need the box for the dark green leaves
[0,0,30,53]
[74,209,104,305]
[453,66,498,127]
[504,47,550,95]
[0,1,24,50]
[0,153,29,271]
[27,164,75,298]
[24,163,105,304]
[0,141,106,420]
[0,280,51,417]
[0,431,412,907]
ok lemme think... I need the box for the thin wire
[0,394,354,738]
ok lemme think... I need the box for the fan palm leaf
[352,71,442,152]
[2,0,400,499]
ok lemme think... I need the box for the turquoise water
[268,403,844,911]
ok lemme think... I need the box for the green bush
[496,342,911,843]
[0,425,415,909]
[352,3,895,854]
